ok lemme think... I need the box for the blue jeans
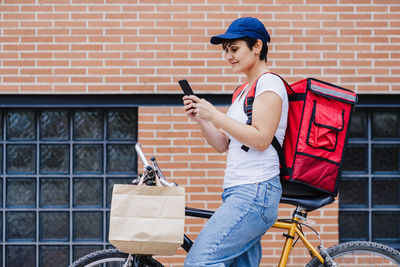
[184,175,282,267]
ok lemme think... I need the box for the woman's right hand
[182,96,228,152]
[183,95,199,121]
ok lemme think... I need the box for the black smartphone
[178,79,194,95]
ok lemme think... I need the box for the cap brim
[210,33,246,44]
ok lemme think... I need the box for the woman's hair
[222,37,269,62]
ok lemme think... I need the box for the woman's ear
[253,39,263,55]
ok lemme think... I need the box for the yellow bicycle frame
[272,217,325,267]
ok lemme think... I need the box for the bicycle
[71,143,400,267]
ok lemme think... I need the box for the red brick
[0,85,18,92]
[0,52,18,59]
[71,77,103,83]
[37,13,69,20]
[4,76,35,83]
[37,60,69,67]
[37,76,69,83]
[38,29,69,35]
[54,68,86,75]
[88,21,121,28]
[3,60,35,66]
[88,85,120,91]
[20,85,52,92]
[3,13,35,20]
[55,52,86,59]
[55,37,87,43]
[54,5,86,11]
[54,21,87,28]
[0,68,18,74]
[21,37,53,43]
[4,29,35,36]
[20,21,52,28]
[54,85,86,92]
[0,5,19,11]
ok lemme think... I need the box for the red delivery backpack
[232,73,358,196]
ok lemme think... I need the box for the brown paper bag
[109,180,185,255]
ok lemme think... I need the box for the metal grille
[0,108,137,266]
[340,108,400,250]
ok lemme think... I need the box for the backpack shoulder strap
[243,71,292,125]
[271,136,289,176]
[240,72,291,153]
[265,72,295,94]
[231,83,248,104]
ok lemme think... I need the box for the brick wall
[1,0,399,93]
[1,0,399,266]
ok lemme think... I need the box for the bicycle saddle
[280,194,335,212]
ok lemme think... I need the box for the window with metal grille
[340,108,400,250]
[0,108,137,266]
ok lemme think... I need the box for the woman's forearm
[197,119,229,153]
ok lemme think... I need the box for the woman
[183,17,289,267]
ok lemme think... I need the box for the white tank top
[223,73,289,189]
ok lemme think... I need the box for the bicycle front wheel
[70,248,164,267]
[306,241,400,267]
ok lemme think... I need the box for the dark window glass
[40,144,69,174]
[39,212,69,241]
[40,178,69,208]
[339,211,368,240]
[342,145,367,172]
[107,144,136,174]
[6,178,36,208]
[107,111,137,140]
[0,111,2,140]
[372,212,400,242]
[349,111,367,139]
[6,145,36,174]
[40,246,69,267]
[372,111,399,138]
[40,111,69,140]
[0,146,3,173]
[0,212,2,241]
[74,111,103,140]
[73,212,103,241]
[73,178,103,208]
[6,111,35,140]
[73,145,103,174]
[6,246,35,267]
[372,178,400,207]
[0,178,2,208]
[372,145,400,172]
[6,212,36,241]
[339,178,368,207]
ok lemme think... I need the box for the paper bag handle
[138,172,163,187]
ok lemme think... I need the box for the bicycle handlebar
[135,143,176,187]
[135,143,153,172]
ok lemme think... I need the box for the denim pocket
[261,178,282,225]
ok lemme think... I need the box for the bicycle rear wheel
[70,249,163,267]
[306,241,400,266]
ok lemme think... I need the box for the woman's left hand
[187,95,221,122]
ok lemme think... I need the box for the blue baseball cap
[210,17,270,45]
